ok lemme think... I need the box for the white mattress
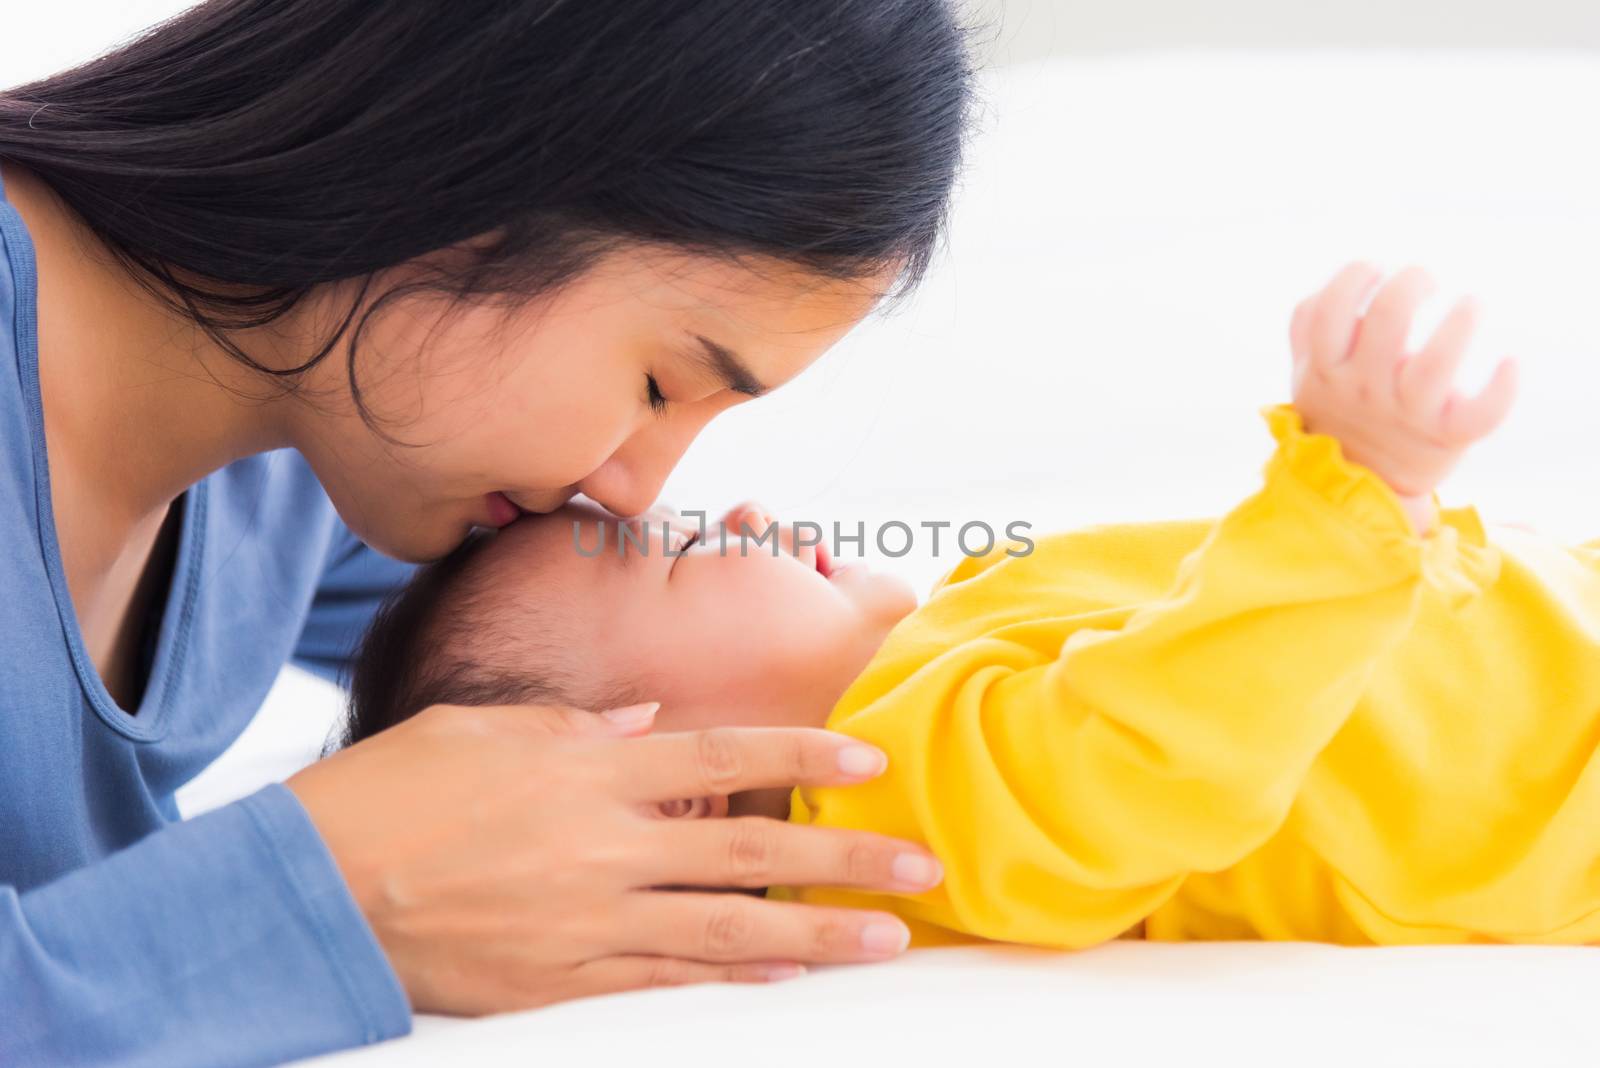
[300,942,1599,1066]
[170,49,1600,1067]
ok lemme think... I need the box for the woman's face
[284,246,895,563]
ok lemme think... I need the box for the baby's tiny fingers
[1398,297,1478,414]
[1348,266,1435,375]
[1310,262,1383,369]
[1439,357,1518,445]
[1289,297,1314,384]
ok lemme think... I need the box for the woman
[0,1,976,1063]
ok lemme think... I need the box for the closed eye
[669,527,698,577]
[645,373,669,416]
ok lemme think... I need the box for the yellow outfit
[778,405,1600,947]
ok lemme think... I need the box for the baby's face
[478,499,918,818]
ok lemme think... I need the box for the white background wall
[968,0,1600,62]
[6,1,1600,86]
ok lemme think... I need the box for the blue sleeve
[1,784,411,1067]
[292,521,419,686]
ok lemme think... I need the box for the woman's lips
[486,492,522,528]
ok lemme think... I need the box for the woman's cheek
[502,413,633,492]
[496,359,642,481]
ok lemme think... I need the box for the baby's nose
[722,501,777,540]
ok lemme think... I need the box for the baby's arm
[787,263,1516,949]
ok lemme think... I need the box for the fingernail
[837,744,887,778]
[601,702,659,729]
[860,921,910,956]
[762,963,807,982]
[891,853,943,889]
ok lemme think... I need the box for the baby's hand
[1289,262,1518,533]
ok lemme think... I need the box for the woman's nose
[580,442,688,519]
[579,405,721,518]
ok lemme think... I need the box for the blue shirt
[0,169,418,1063]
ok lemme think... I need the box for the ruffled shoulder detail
[1260,404,1498,608]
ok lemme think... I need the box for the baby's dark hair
[333,529,632,751]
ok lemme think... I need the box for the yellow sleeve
[781,404,1470,949]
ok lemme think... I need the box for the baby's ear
[648,797,722,820]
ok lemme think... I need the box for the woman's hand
[1288,261,1518,533]
[285,701,943,1016]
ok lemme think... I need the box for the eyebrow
[689,334,768,398]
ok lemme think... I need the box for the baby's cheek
[729,786,794,821]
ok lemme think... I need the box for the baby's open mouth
[813,537,834,578]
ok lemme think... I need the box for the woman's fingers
[568,954,806,1000]
[639,816,943,892]
[596,701,661,737]
[608,725,889,802]
[1397,296,1479,415]
[1348,265,1434,374]
[1310,261,1384,369]
[613,891,912,965]
[432,700,658,739]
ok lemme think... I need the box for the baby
[342,262,1600,950]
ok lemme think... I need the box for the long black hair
[0,0,979,419]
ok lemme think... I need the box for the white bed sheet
[169,49,1600,1067]
[299,942,1600,1067]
